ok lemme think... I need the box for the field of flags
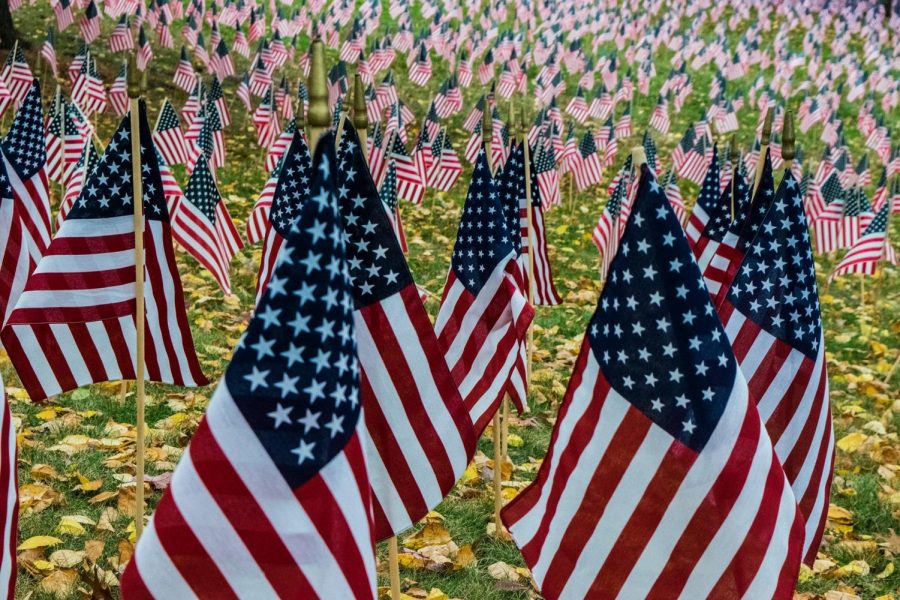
[0,0,897,597]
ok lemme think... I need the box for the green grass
[4,1,900,599]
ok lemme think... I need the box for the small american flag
[57,139,100,230]
[592,172,627,280]
[390,133,426,205]
[534,141,560,210]
[426,128,462,192]
[685,144,720,247]
[336,125,475,540]
[434,149,534,436]
[79,0,101,43]
[503,166,804,599]
[1,82,51,267]
[574,131,603,192]
[109,15,134,52]
[153,99,190,166]
[108,62,128,116]
[137,25,154,71]
[0,101,207,401]
[44,94,65,184]
[830,203,895,280]
[720,170,833,565]
[40,28,58,76]
[123,139,376,599]
[172,46,197,93]
[211,39,235,80]
[54,0,74,31]
[524,143,561,306]
[72,54,107,116]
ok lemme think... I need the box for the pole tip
[482,103,492,144]
[352,73,367,131]
[127,56,140,99]
[631,146,647,167]
[307,39,330,129]
[762,107,775,141]
[782,110,795,162]
[729,134,739,165]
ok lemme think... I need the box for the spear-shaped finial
[782,109,795,170]
[307,39,330,149]
[352,73,367,132]
[729,134,739,167]
[127,56,140,99]
[761,107,775,143]
[507,101,516,142]
[482,97,492,147]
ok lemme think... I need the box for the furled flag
[108,62,128,116]
[719,169,833,565]
[336,124,475,540]
[502,165,803,599]
[379,160,407,251]
[685,143,720,247]
[524,143,562,306]
[663,169,686,225]
[137,25,154,71]
[40,28,58,76]
[171,157,242,294]
[255,130,313,301]
[434,149,534,436]
[0,374,13,599]
[153,99,190,166]
[1,101,207,401]
[1,82,51,265]
[830,203,895,280]
[592,172,627,280]
[0,156,30,329]
[253,87,280,148]
[122,139,376,599]
[44,92,65,184]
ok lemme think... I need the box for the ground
[4,3,900,599]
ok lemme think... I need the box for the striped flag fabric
[525,144,562,306]
[108,62,129,117]
[2,44,33,107]
[685,143,720,247]
[108,15,134,52]
[719,170,833,565]
[122,139,377,599]
[79,0,101,44]
[592,172,627,280]
[0,101,207,401]
[153,99,190,166]
[435,149,534,436]
[1,82,51,266]
[663,169,686,225]
[40,28,58,76]
[502,165,803,599]
[171,157,243,295]
[574,130,603,192]
[0,158,31,329]
[255,131,313,302]
[336,125,475,540]
[426,128,462,192]
[0,375,14,599]
[72,54,107,116]
[693,170,750,298]
[137,25,154,71]
[54,0,74,31]
[379,160,408,252]
[56,139,100,230]
[172,46,197,93]
[44,93,65,184]
[390,133,426,205]
[829,203,893,280]
[535,141,560,210]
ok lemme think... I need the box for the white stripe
[49,324,92,384]
[360,422,410,529]
[27,250,136,276]
[207,387,362,598]
[8,325,61,397]
[773,347,826,465]
[16,281,134,309]
[755,346,805,421]
[147,222,190,384]
[56,215,134,237]
[85,321,123,381]
[801,413,833,558]
[620,372,749,595]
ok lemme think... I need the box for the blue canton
[228,140,360,488]
[589,164,736,452]
[450,149,513,294]
[270,131,313,237]
[728,171,822,359]
[2,82,45,180]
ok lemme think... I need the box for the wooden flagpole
[522,109,536,383]
[753,107,774,194]
[353,73,368,163]
[729,134,738,220]
[127,56,147,540]
[306,39,330,150]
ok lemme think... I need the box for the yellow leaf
[836,432,867,453]
[798,563,814,583]
[425,588,449,600]
[49,549,85,568]
[57,516,88,536]
[506,433,524,448]
[487,560,520,581]
[831,559,870,577]
[35,408,58,420]
[39,568,78,598]
[18,535,63,550]
[876,561,894,579]
[33,560,55,571]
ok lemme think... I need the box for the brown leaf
[39,569,78,598]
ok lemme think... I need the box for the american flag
[379,160,407,251]
[137,25,154,71]
[153,99,190,166]
[123,139,377,599]
[390,133,426,205]
[335,125,475,539]
[54,0,74,31]
[64,101,89,166]
[0,155,30,329]
[207,77,231,128]
[44,95,65,184]
[2,44,32,108]
[685,144,719,247]
[173,46,197,93]
[534,141,560,210]
[72,54,107,116]
[524,143,561,306]
[79,0,101,43]
[266,121,296,173]
[171,156,242,295]
[233,25,250,58]
[592,172,627,280]
[109,15,134,52]
[719,170,833,565]
[253,88,280,148]
[649,94,671,135]
[502,166,804,599]
[408,44,433,86]
[434,149,534,436]
[211,39,236,80]
[256,131,312,302]
[426,128,462,192]
[40,28,58,76]
[108,62,129,116]
[693,170,750,298]
[0,376,14,599]
[663,169,686,225]
[156,11,173,49]
[1,82,51,267]
[574,131,603,192]
[812,176,845,255]
[0,101,207,401]
[830,203,895,280]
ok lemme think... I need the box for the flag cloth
[335,125,475,540]
[153,99,190,166]
[122,139,376,599]
[829,203,894,280]
[435,149,534,436]
[502,165,803,599]
[685,143,720,248]
[1,82,51,266]
[525,143,562,306]
[719,170,833,565]
[171,157,243,295]
[0,159,30,328]
[0,101,207,401]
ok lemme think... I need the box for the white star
[289,312,311,335]
[250,336,275,360]
[702,387,715,401]
[304,379,326,403]
[651,398,664,411]
[282,343,304,367]
[310,349,331,373]
[291,439,316,464]
[675,394,689,408]
[267,403,293,429]
[297,408,322,433]
[682,419,696,434]
[244,366,269,391]
[325,413,345,438]
[275,373,300,398]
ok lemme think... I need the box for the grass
[4,1,900,599]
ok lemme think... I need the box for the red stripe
[103,317,136,379]
[33,323,78,396]
[0,325,46,399]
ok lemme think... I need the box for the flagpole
[753,107,774,194]
[353,73,368,163]
[127,55,147,540]
[307,39,330,150]
[729,135,738,220]
[483,95,493,177]
[388,536,401,600]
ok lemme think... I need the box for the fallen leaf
[39,568,78,598]
[18,535,63,551]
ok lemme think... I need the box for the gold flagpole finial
[352,73,367,133]
[307,39,330,148]
[762,107,775,144]
[782,109,795,170]
[127,56,140,99]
